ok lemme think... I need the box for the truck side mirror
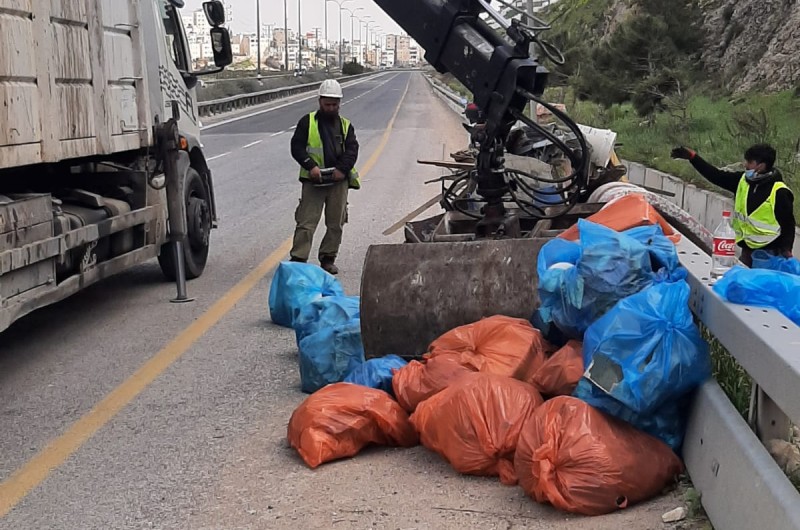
[210,27,233,68]
[202,1,226,27]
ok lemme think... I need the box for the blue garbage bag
[536,238,581,278]
[343,355,408,395]
[751,250,800,276]
[713,266,800,326]
[268,261,345,328]
[298,318,365,393]
[537,220,654,339]
[575,280,711,416]
[623,225,683,280]
[294,295,361,343]
[573,378,692,453]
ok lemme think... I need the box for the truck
[0,0,233,332]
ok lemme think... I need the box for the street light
[312,26,321,69]
[342,7,363,63]
[359,14,370,44]
[256,0,261,75]
[325,0,353,70]
[297,0,302,70]
[365,20,378,65]
[283,0,289,70]
[373,27,383,67]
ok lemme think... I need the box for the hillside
[543,0,800,96]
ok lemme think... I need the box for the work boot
[290,256,307,263]
[320,257,339,275]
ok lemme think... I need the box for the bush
[342,61,365,76]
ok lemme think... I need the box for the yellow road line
[0,72,413,519]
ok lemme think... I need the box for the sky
[183,0,403,41]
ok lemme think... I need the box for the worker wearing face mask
[671,143,795,267]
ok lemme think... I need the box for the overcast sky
[183,0,403,40]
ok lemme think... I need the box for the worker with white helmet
[289,79,360,274]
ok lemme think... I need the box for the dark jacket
[689,155,795,253]
[290,112,359,176]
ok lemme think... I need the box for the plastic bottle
[711,211,737,278]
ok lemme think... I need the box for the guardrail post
[754,386,792,442]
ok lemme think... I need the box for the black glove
[670,146,696,160]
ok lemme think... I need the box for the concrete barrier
[661,175,687,208]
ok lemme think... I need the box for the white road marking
[271,131,285,137]
[242,140,263,149]
[207,152,231,161]
[289,125,297,130]
[342,74,400,106]
[200,73,391,131]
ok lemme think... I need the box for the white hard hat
[319,79,343,99]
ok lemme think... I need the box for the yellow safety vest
[299,111,361,189]
[732,175,787,249]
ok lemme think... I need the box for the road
[0,72,689,529]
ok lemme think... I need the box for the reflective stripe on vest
[732,175,787,249]
[298,111,361,189]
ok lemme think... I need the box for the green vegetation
[531,0,800,218]
[699,325,752,420]
[545,86,800,219]
[342,60,366,76]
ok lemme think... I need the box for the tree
[544,0,703,116]
[342,60,365,76]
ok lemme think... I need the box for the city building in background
[181,4,424,72]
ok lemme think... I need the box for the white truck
[0,0,233,332]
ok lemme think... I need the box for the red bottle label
[713,238,736,256]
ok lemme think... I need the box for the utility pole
[256,0,261,75]
[313,27,320,69]
[283,0,289,70]
[324,0,328,71]
[297,0,302,70]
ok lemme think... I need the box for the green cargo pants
[290,180,349,262]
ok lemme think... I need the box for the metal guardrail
[197,72,376,118]
[198,68,427,118]
[424,75,469,116]
[678,237,800,530]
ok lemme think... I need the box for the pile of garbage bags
[536,197,687,341]
[279,193,713,516]
[269,261,409,394]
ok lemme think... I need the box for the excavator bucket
[360,237,550,359]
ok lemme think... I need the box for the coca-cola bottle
[711,211,737,278]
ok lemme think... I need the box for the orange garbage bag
[529,340,584,397]
[558,194,680,243]
[410,372,545,485]
[287,383,419,469]
[514,396,684,515]
[427,315,550,381]
[392,352,476,412]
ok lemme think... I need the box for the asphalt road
[0,72,689,529]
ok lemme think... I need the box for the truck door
[156,1,199,135]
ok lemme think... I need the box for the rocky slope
[700,0,800,92]
[546,0,800,93]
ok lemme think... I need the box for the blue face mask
[745,169,757,179]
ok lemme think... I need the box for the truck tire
[158,168,211,281]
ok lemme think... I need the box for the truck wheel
[158,168,211,281]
